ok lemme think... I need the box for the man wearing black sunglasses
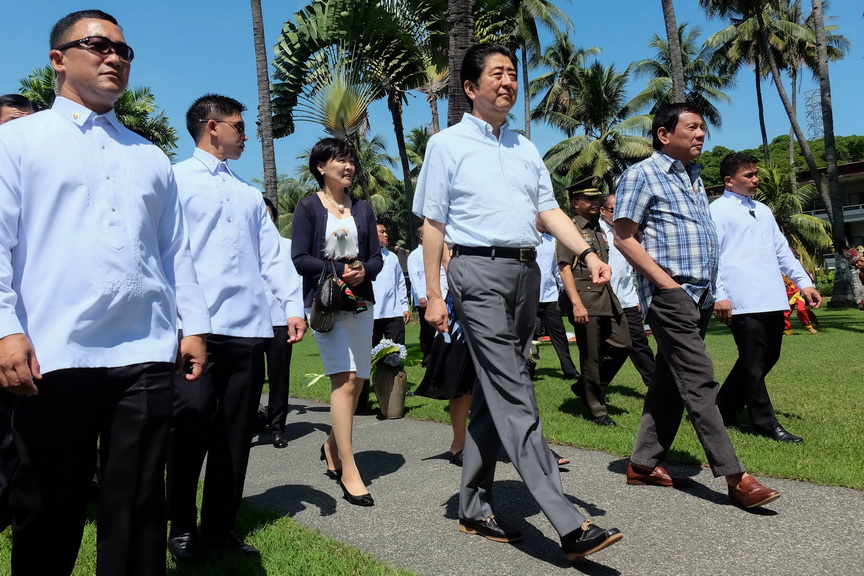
[0,10,210,576]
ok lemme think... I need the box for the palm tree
[543,62,653,191]
[417,64,448,134]
[753,164,832,277]
[19,66,178,157]
[660,0,687,101]
[447,0,475,127]
[405,126,431,178]
[632,23,734,131]
[250,0,278,208]
[528,29,600,137]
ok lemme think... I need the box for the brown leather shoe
[728,475,781,509]
[625,462,695,487]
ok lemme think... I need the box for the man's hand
[713,299,732,326]
[584,253,611,286]
[402,310,411,324]
[287,316,307,343]
[341,264,365,287]
[801,287,823,309]
[572,302,589,324]
[0,333,40,396]
[425,296,449,333]
[176,334,207,381]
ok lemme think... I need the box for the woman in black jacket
[292,138,382,507]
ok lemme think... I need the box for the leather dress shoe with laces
[272,431,289,448]
[459,516,523,543]
[728,475,781,509]
[207,532,261,557]
[764,425,804,444]
[625,462,695,487]
[560,520,623,560]
[592,414,616,426]
[168,532,200,562]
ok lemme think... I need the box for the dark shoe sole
[458,523,523,543]
[565,532,623,560]
[731,492,781,509]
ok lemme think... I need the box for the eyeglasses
[199,119,246,135]
[54,36,135,62]
[601,206,614,212]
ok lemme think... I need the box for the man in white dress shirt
[166,94,304,561]
[371,224,410,345]
[0,10,210,575]
[711,152,820,444]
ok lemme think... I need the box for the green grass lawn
[2,306,860,575]
[291,305,864,490]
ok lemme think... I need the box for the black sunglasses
[54,36,135,62]
[199,119,246,135]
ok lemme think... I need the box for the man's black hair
[0,94,36,113]
[651,102,702,150]
[460,43,518,109]
[50,10,119,50]
[263,197,278,222]
[720,152,760,181]
[185,93,246,140]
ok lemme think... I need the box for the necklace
[323,191,346,214]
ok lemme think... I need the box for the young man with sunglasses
[0,10,211,576]
[166,94,304,562]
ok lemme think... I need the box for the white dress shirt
[266,237,303,326]
[413,114,558,248]
[407,246,448,305]
[599,219,639,309]
[372,248,409,319]
[537,233,561,303]
[0,97,210,374]
[174,148,302,337]
[710,190,813,314]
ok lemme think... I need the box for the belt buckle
[518,248,532,262]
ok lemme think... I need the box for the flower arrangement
[371,339,423,373]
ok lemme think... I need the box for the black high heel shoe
[338,480,374,507]
[320,444,342,480]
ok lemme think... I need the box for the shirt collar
[723,189,756,209]
[460,112,510,140]
[651,150,702,185]
[192,147,231,176]
[51,96,124,133]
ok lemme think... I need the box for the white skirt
[307,304,374,379]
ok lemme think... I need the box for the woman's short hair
[309,137,353,188]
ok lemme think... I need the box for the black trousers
[571,311,631,418]
[372,316,406,346]
[623,306,655,386]
[417,306,435,360]
[537,300,579,381]
[0,390,16,530]
[716,311,783,433]
[167,335,265,539]
[11,363,173,576]
[265,326,294,434]
[631,288,744,477]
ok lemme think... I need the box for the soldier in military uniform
[557,182,631,426]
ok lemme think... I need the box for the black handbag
[309,261,341,332]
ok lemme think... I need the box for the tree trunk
[447,0,475,127]
[811,0,855,306]
[661,0,686,102]
[387,89,421,249]
[521,40,531,138]
[788,66,797,177]
[754,57,770,164]
[250,0,278,209]
[428,93,440,134]
[349,135,371,202]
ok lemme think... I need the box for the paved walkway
[244,398,862,576]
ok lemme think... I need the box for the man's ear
[463,79,476,103]
[49,49,65,75]
[656,126,671,147]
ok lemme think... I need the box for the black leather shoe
[560,520,623,560]
[765,425,804,444]
[320,443,342,480]
[592,415,617,427]
[208,532,260,557]
[338,480,374,507]
[272,431,288,448]
[458,516,522,543]
[168,532,200,562]
[570,379,584,399]
[448,450,464,467]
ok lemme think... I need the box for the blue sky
[1,1,862,183]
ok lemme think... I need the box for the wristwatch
[578,246,599,265]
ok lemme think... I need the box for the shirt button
[106,176,110,180]
[227,217,232,222]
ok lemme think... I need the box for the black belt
[452,245,536,262]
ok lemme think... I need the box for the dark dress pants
[265,325,294,434]
[167,335,265,539]
[716,311,783,433]
[417,306,435,360]
[623,306,655,386]
[11,363,173,576]
[536,299,579,381]
[372,316,406,346]
[631,288,744,477]
[572,311,631,418]
[450,255,585,537]
[0,390,16,530]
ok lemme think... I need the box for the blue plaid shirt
[614,151,719,312]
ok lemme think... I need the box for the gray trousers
[449,255,585,537]
[631,288,744,477]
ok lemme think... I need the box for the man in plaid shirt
[613,102,781,510]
